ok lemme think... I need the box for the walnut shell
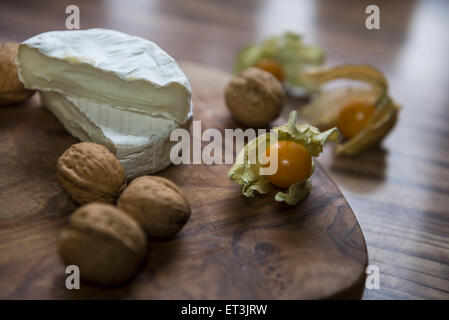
[58,203,147,285]
[117,176,191,239]
[225,67,284,127]
[57,142,126,205]
[0,42,34,105]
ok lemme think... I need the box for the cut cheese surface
[40,91,191,178]
[17,29,193,178]
[17,28,192,124]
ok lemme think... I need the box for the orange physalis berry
[254,59,284,82]
[337,101,376,139]
[264,140,312,189]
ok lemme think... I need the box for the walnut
[58,203,147,285]
[0,42,34,105]
[57,142,126,205]
[225,67,284,127]
[117,176,191,239]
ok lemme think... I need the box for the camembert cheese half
[16,29,193,178]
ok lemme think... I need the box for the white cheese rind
[40,91,192,178]
[17,28,192,124]
[17,29,194,178]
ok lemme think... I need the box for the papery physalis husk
[227,111,338,205]
[233,32,324,90]
[299,65,400,156]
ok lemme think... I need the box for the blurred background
[1,0,448,299]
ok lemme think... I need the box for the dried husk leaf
[233,32,325,89]
[336,99,400,155]
[299,64,400,155]
[300,88,378,129]
[227,111,338,205]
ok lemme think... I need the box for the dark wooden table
[1,0,448,299]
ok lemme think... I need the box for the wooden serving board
[0,62,368,299]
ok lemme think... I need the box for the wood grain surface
[0,0,448,300]
[0,62,367,299]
